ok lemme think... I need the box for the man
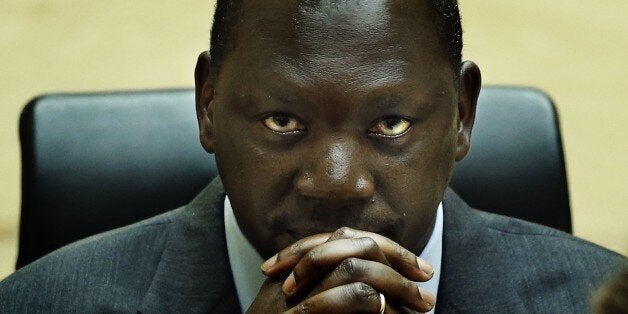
[0,0,624,313]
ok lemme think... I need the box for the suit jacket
[0,178,624,313]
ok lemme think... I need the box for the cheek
[214,130,296,208]
[213,105,293,190]
[212,116,300,253]
[373,117,458,241]
[376,140,454,214]
[379,116,457,187]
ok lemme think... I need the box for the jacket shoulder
[444,207,625,313]
[479,209,622,261]
[489,212,624,311]
[0,208,181,312]
[440,190,625,313]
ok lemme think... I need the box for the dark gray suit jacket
[0,178,624,313]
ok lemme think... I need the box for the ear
[195,51,216,154]
[454,61,482,161]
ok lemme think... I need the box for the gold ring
[378,292,386,314]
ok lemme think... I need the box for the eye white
[263,115,304,133]
[371,118,411,136]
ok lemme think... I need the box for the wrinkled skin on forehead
[195,0,480,259]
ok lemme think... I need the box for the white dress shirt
[224,196,443,313]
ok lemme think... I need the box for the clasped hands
[247,227,436,313]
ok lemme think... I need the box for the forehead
[219,0,452,94]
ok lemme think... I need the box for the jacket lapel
[138,178,241,313]
[436,188,529,313]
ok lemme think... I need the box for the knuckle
[337,257,361,277]
[348,282,379,303]
[289,239,305,256]
[334,226,355,239]
[356,237,378,251]
[402,277,415,294]
[296,302,309,314]
[394,242,410,260]
[304,248,323,266]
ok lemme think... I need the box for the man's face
[197,0,478,258]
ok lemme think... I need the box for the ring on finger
[378,292,386,314]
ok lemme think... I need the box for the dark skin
[195,0,481,312]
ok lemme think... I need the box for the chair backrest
[16,86,571,269]
[450,86,571,233]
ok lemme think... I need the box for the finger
[261,233,332,276]
[247,278,291,313]
[282,237,389,296]
[326,227,434,282]
[285,282,382,314]
[309,258,436,313]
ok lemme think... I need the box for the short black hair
[428,0,462,75]
[209,0,462,81]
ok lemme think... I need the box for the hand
[249,227,436,313]
[247,234,329,313]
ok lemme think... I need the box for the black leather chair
[16,86,571,269]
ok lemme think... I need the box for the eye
[369,117,412,137]
[262,114,305,133]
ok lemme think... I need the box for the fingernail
[282,272,297,295]
[261,254,277,272]
[419,287,436,310]
[417,257,434,277]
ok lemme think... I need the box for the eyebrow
[235,84,312,113]
[365,93,409,111]
[271,90,311,108]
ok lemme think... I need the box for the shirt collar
[417,202,443,314]
[224,196,443,313]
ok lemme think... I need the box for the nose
[295,140,375,206]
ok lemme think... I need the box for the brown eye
[369,117,412,137]
[262,115,305,133]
